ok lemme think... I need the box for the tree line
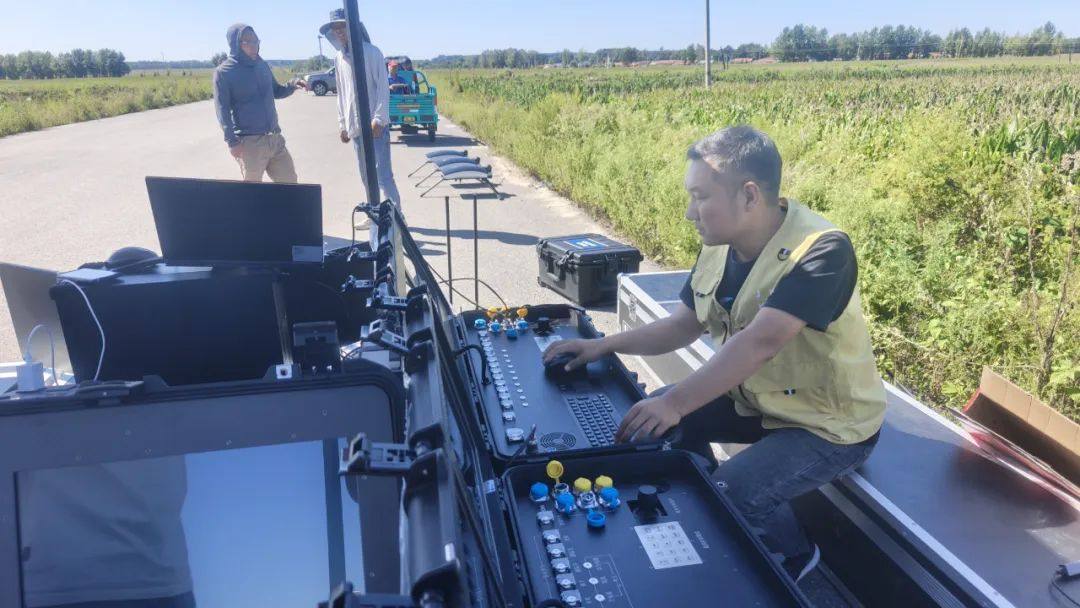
[771,22,1073,62]
[0,49,130,79]
[423,21,1075,69]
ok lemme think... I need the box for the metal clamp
[340,433,415,477]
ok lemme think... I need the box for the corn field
[429,59,1080,418]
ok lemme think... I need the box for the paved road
[0,93,662,369]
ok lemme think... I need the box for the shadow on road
[408,226,538,247]
[392,134,477,148]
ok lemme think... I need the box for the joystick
[535,316,553,336]
[633,485,662,521]
[544,353,584,382]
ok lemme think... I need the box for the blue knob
[516,320,529,331]
[474,318,487,330]
[599,487,620,508]
[507,327,518,339]
[587,511,606,529]
[530,482,549,501]
[489,321,502,333]
[556,492,576,513]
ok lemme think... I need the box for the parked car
[306,67,337,96]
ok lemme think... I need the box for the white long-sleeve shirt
[335,42,389,139]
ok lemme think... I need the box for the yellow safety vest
[688,199,886,444]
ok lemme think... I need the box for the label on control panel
[634,521,703,569]
[533,335,563,352]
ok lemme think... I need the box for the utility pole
[704,0,712,88]
[317,35,324,60]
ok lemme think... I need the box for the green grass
[0,68,292,137]
[429,58,1080,419]
[0,73,212,137]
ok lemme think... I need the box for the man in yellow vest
[543,125,886,583]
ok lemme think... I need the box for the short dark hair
[687,125,782,202]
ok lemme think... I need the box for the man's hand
[294,79,308,90]
[229,143,243,159]
[339,130,350,144]
[542,338,607,371]
[371,120,385,139]
[615,394,682,443]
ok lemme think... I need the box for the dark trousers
[659,386,878,558]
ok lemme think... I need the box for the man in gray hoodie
[213,24,306,182]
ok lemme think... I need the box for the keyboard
[566,394,619,447]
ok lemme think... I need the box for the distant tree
[733,43,766,59]
[944,28,974,57]
[211,52,228,67]
[615,47,640,64]
[772,24,829,61]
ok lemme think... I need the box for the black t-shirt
[678,232,857,332]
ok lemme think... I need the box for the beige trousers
[235,133,297,183]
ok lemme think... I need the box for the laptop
[0,263,71,376]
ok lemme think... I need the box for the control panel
[502,451,809,607]
[457,306,651,463]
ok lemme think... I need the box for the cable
[24,324,57,386]
[350,206,367,251]
[504,424,537,471]
[1052,577,1080,608]
[58,279,105,382]
[453,344,491,385]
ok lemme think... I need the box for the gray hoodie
[212,23,295,147]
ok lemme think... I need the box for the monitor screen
[146,177,322,267]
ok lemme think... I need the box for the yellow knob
[546,460,564,482]
[486,307,500,320]
[516,306,529,319]
[594,475,613,490]
[573,477,592,494]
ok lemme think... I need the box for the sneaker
[783,544,820,583]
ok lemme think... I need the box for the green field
[428,58,1080,419]
[0,68,295,138]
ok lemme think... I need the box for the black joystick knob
[635,485,661,520]
[535,317,553,336]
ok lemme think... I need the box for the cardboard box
[963,367,1080,486]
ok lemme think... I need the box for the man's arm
[212,70,239,147]
[369,46,390,128]
[335,56,348,136]
[271,75,296,99]
[615,307,806,442]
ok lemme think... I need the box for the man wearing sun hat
[320,9,401,208]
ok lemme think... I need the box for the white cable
[58,278,106,382]
[24,323,57,386]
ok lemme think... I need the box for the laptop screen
[146,177,322,267]
[0,263,70,377]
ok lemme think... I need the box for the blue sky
[1,0,1077,61]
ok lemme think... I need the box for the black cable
[425,262,509,310]
[454,344,490,385]
[1052,576,1080,608]
[504,425,537,471]
[442,277,508,309]
[351,207,358,249]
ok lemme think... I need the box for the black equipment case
[536,235,642,307]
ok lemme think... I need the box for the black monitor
[146,177,323,267]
